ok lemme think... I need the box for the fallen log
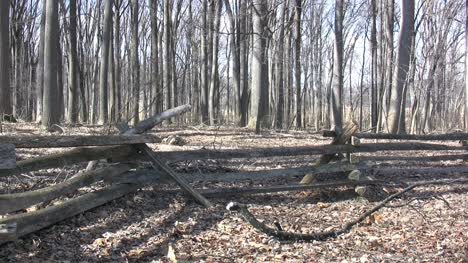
[0,146,136,177]
[324,132,468,141]
[361,154,468,162]
[5,141,467,178]
[0,164,132,214]
[0,144,15,170]
[0,183,141,246]
[124,104,191,135]
[135,144,213,207]
[107,162,362,185]
[0,134,161,148]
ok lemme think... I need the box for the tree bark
[42,0,60,129]
[131,0,140,126]
[151,0,160,116]
[295,0,302,128]
[388,0,414,133]
[249,0,268,133]
[332,0,344,131]
[67,0,80,123]
[0,0,12,117]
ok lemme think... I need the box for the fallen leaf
[317,202,331,209]
[167,244,177,263]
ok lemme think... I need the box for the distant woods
[0,0,465,134]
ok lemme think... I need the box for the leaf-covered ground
[0,123,467,262]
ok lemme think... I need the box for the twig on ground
[227,178,468,241]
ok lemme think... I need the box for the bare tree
[331,0,344,131]
[249,0,268,133]
[0,0,11,117]
[42,0,60,129]
[67,0,80,123]
[388,0,414,133]
[131,0,139,125]
[97,0,113,124]
[295,0,302,128]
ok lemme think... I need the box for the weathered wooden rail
[1,107,467,244]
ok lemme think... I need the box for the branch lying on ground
[226,178,468,242]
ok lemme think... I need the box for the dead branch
[226,178,468,241]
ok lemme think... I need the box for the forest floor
[0,123,467,262]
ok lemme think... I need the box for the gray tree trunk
[275,1,287,129]
[98,0,113,124]
[131,0,140,126]
[151,0,160,116]
[163,0,172,123]
[295,0,302,128]
[42,0,60,129]
[0,0,11,116]
[331,0,344,131]
[67,0,79,123]
[35,0,47,122]
[200,0,209,124]
[388,0,414,134]
[249,0,268,133]
[209,1,222,125]
[370,0,378,132]
[465,0,468,131]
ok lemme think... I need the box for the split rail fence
[1,105,467,244]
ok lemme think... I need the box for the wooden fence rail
[1,113,467,244]
[0,134,161,148]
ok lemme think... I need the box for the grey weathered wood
[361,154,468,162]
[118,142,468,164]
[4,141,467,178]
[0,145,136,177]
[107,162,362,185]
[0,223,17,242]
[0,144,15,169]
[0,164,131,214]
[116,105,212,207]
[0,135,161,148]
[324,132,468,141]
[123,104,191,135]
[302,121,357,184]
[135,144,213,207]
[0,183,141,245]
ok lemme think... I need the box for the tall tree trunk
[332,0,344,131]
[200,0,209,124]
[239,0,250,127]
[295,0,302,128]
[249,0,267,133]
[0,0,11,116]
[131,0,140,126]
[370,0,378,132]
[35,0,47,122]
[114,0,122,121]
[42,0,60,129]
[275,1,287,129]
[465,0,468,131]
[67,0,79,123]
[209,1,222,125]
[150,0,160,116]
[223,0,240,121]
[98,0,113,124]
[388,0,414,134]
